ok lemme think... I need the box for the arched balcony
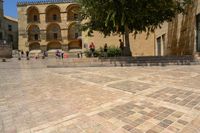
[47,41,61,50]
[67,4,80,21]
[68,40,82,50]
[29,42,40,51]
[46,23,62,41]
[27,25,40,42]
[46,5,61,23]
[68,22,81,40]
[27,6,40,23]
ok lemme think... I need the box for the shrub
[84,46,121,58]
[84,49,101,57]
[107,46,121,57]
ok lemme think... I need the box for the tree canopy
[78,0,192,36]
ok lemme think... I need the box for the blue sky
[4,0,36,18]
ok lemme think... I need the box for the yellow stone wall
[155,0,200,56]
[83,32,155,56]
[18,1,155,56]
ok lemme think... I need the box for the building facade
[17,0,83,52]
[17,0,156,56]
[0,0,18,49]
[154,0,200,56]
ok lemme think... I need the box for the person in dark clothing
[104,43,108,57]
[119,39,124,56]
[26,51,29,60]
[21,51,24,58]
[89,42,95,57]
[61,51,64,59]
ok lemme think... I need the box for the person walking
[61,51,64,59]
[26,51,29,60]
[89,42,95,57]
[119,39,124,56]
[18,50,21,60]
[21,50,24,58]
[104,43,108,58]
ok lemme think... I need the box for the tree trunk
[124,26,132,56]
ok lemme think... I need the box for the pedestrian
[18,50,21,60]
[56,50,60,59]
[21,50,24,58]
[26,51,29,60]
[104,43,108,58]
[119,39,124,56]
[80,52,83,58]
[89,42,95,57]
[61,51,64,59]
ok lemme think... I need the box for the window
[157,37,162,56]
[0,20,2,28]
[34,34,39,40]
[75,33,79,39]
[0,32,3,40]
[53,33,58,39]
[53,14,57,21]
[74,14,78,20]
[8,25,12,31]
[8,34,13,42]
[162,34,166,48]
[197,14,200,52]
[33,15,38,22]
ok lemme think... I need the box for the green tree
[78,0,192,56]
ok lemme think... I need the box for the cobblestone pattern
[0,59,200,133]
[147,88,200,110]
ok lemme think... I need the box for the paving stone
[0,60,200,132]
[108,80,151,94]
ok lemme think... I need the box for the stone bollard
[2,59,6,62]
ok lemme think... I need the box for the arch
[46,5,61,22]
[68,40,82,50]
[66,4,80,21]
[27,25,40,41]
[68,22,82,40]
[46,23,62,41]
[27,6,40,23]
[47,41,61,50]
[29,42,40,51]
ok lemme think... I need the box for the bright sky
[4,0,37,18]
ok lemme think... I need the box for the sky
[4,0,37,19]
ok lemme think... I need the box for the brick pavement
[0,59,200,133]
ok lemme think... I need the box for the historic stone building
[17,0,83,52]
[17,0,155,56]
[0,0,18,49]
[154,0,200,56]
[16,0,200,57]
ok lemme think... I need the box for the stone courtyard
[0,59,200,133]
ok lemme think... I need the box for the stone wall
[0,45,12,58]
[18,1,156,56]
[155,0,199,56]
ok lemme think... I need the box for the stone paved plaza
[0,59,200,133]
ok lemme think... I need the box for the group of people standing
[55,50,64,59]
[88,39,125,57]
[17,50,30,60]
